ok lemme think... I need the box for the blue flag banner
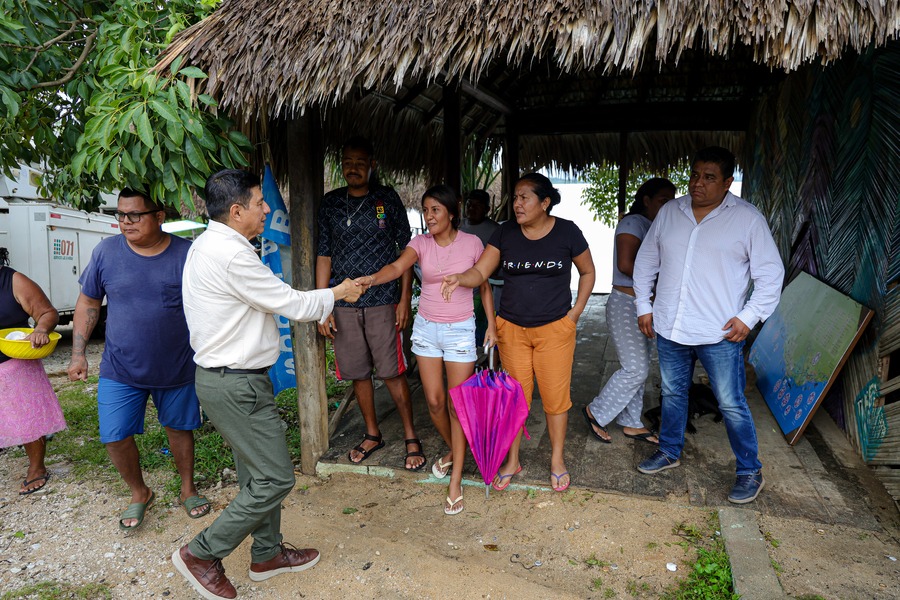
[261,165,295,395]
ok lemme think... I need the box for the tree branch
[29,30,97,90]
[16,18,96,72]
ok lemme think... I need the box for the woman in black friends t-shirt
[441,173,595,492]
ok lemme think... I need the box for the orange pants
[496,315,577,415]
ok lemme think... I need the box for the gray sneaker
[727,471,765,504]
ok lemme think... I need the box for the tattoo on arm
[73,308,99,356]
[85,308,99,331]
[72,333,87,356]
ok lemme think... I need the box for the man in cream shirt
[173,169,362,600]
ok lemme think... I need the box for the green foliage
[49,381,110,477]
[461,140,500,196]
[661,515,738,600]
[0,0,250,211]
[770,558,783,575]
[580,162,691,227]
[585,553,610,568]
[324,340,351,397]
[626,579,652,597]
[50,370,343,496]
[0,581,112,600]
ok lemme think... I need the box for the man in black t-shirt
[315,137,425,471]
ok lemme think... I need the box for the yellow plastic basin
[0,328,62,360]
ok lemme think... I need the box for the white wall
[554,183,614,294]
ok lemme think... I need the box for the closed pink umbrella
[449,362,530,498]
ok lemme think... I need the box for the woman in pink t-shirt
[358,185,496,516]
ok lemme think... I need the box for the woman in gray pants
[583,178,675,444]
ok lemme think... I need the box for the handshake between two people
[347,273,463,303]
[331,278,366,304]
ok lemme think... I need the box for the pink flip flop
[492,466,522,491]
[551,471,570,492]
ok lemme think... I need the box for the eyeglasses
[115,210,160,223]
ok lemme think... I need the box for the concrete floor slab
[321,295,894,532]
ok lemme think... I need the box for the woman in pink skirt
[0,256,66,495]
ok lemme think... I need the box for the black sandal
[348,433,385,463]
[404,438,427,471]
[582,406,612,444]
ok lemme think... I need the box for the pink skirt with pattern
[0,358,67,448]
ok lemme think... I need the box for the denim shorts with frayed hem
[411,315,477,363]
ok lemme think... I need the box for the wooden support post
[286,109,327,475]
[502,128,519,221]
[617,132,630,218]
[443,83,462,193]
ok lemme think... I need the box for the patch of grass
[626,579,652,597]
[763,531,780,548]
[526,488,537,500]
[585,553,610,568]
[192,425,235,486]
[0,581,112,599]
[673,521,705,543]
[794,595,826,600]
[47,354,347,498]
[647,542,659,550]
[771,558,783,575]
[604,588,616,599]
[661,513,738,600]
[49,380,109,477]
[324,341,351,398]
[592,577,604,590]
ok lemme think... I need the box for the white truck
[1,165,120,325]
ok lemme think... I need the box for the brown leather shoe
[249,543,320,582]
[171,544,237,600]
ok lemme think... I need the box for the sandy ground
[0,332,897,599]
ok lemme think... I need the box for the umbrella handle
[487,343,496,372]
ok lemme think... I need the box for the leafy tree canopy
[581,162,691,227]
[0,0,250,211]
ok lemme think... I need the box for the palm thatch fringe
[157,1,900,119]
[743,42,900,498]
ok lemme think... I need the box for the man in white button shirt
[172,170,362,600]
[632,147,784,505]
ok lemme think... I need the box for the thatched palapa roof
[158,1,900,175]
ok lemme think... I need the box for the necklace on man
[346,191,368,226]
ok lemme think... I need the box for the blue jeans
[656,335,762,475]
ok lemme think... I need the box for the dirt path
[0,332,897,598]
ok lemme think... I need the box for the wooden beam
[424,97,446,124]
[513,102,753,134]
[502,127,519,220]
[443,84,462,192]
[393,81,430,113]
[438,69,513,116]
[286,109,328,475]
[458,78,513,115]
